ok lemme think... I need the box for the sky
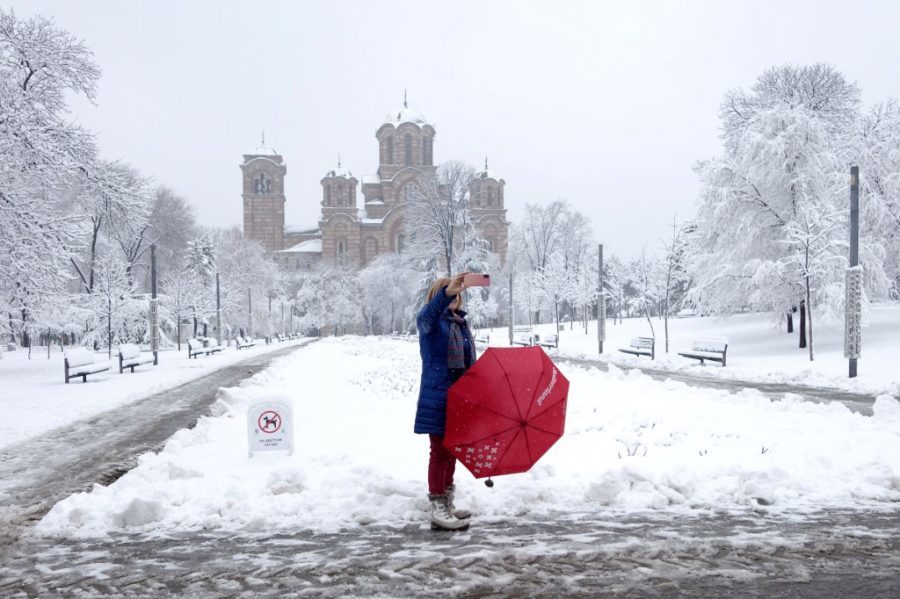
[9,0,900,259]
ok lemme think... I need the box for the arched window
[396,233,406,255]
[487,187,494,206]
[402,184,415,203]
[424,136,433,165]
[387,136,394,164]
[255,174,268,195]
[337,240,345,260]
[404,134,412,166]
[325,185,331,206]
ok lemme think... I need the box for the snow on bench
[511,326,535,346]
[236,336,257,350]
[64,348,110,383]
[678,337,728,367]
[536,333,559,349]
[188,338,224,359]
[118,343,155,373]
[618,336,655,360]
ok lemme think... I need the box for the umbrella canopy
[444,346,569,479]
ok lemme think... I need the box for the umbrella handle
[485,478,494,488]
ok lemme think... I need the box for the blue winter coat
[413,287,473,435]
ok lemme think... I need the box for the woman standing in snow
[414,273,476,531]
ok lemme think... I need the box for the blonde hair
[425,277,463,308]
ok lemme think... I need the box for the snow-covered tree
[0,9,100,342]
[690,63,884,360]
[406,161,476,275]
[358,253,418,334]
[658,217,693,353]
[294,264,361,335]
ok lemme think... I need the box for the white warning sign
[248,399,294,456]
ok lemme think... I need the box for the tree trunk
[664,289,670,353]
[798,300,807,349]
[554,296,560,337]
[177,312,182,350]
[107,302,113,358]
[786,311,793,333]
[806,279,814,361]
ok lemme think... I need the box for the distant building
[240,100,509,270]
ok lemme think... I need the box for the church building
[240,100,509,270]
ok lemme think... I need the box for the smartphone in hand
[462,273,491,287]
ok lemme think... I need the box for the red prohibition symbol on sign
[258,410,282,434]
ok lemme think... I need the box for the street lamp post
[845,166,861,378]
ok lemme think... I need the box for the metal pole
[248,287,253,338]
[216,272,222,347]
[508,271,514,345]
[150,244,159,365]
[848,166,860,378]
[598,243,605,354]
[281,301,285,335]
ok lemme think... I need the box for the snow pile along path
[37,337,900,538]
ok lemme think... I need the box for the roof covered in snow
[324,162,354,179]
[279,239,322,253]
[383,102,431,128]
[284,225,320,234]
[248,144,278,156]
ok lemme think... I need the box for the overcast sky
[11,0,900,259]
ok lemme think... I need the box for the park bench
[236,336,257,350]
[188,337,223,358]
[536,333,559,349]
[618,336,655,360]
[474,332,490,344]
[118,343,155,373]
[511,326,535,347]
[64,348,110,383]
[678,337,728,366]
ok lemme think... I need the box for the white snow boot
[429,494,469,531]
[446,484,471,520]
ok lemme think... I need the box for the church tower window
[397,233,406,255]
[387,136,394,164]
[487,187,494,206]
[404,135,412,166]
[325,185,331,206]
[424,136,433,165]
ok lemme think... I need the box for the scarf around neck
[446,310,475,370]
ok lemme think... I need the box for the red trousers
[428,434,456,496]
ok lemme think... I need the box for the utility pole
[845,166,861,378]
[216,272,222,346]
[150,244,159,365]
[248,287,253,338]
[598,243,605,354]
[508,271,514,345]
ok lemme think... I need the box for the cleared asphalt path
[556,355,879,415]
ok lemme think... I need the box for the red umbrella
[444,346,569,482]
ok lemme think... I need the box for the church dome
[325,158,352,179]
[250,143,278,156]
[384,105,430,127]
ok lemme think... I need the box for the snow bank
[38,337,900,538]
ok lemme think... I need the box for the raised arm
[416,286,454,336]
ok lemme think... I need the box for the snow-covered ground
[37,335,900,539]
[0,340,308,450]
[478,303,900,397]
